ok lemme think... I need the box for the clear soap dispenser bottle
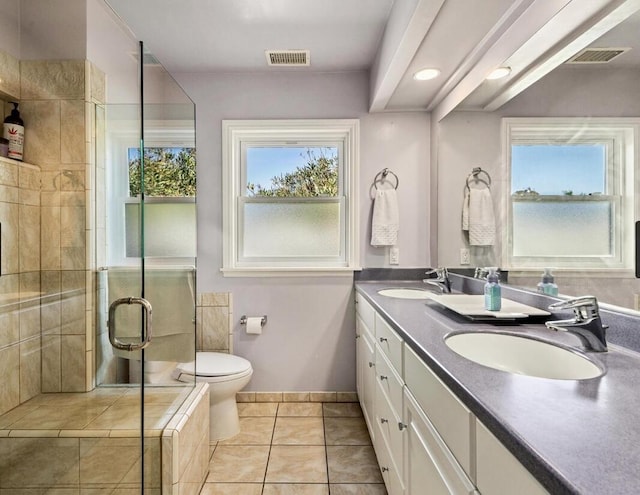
[537,268,558,296]
[484,267,501,311]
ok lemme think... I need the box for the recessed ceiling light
[486,67,511,80]
[413,68,440,81]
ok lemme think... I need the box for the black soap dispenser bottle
[3,102,24,161]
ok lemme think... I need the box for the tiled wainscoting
[204,399,386,495]
[0,384,209,495]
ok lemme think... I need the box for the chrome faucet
[545,296,608,352]
[423,268,451,294]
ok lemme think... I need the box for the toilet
[173,351,253,441]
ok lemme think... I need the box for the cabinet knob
[381,467,390,472]
[368,362,375,368]
[379,337,388,343]
[398,422,407,431]
[380,417,388,424]
[379,375,388,381]
[355,334,360,339]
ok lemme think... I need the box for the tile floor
[203,401,387,495]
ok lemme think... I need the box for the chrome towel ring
[465,167,491,190]
[373,168,399,190]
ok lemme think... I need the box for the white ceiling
[105,0,640,115]
[105,0,393,73]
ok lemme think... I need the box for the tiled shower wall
[0,159,41,415]
[0,48,106,412]
[196,293,234,353]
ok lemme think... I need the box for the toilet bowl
[173,352,253,441]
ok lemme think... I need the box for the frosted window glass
[242,201,341,258]
[512,201,612,257]
[126,203,196,257]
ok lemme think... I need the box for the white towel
[464,188,495,246]
[371,188,399,246]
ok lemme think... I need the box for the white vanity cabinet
[476,420,548,495]
[355,290,551,495]
[355,294,377,439]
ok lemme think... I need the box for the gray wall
[175,70,431,391]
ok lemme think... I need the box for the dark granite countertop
[355,277,640,495]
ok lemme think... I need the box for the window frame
[107,120,196,266]
[222,119,360,276]
[502,117,638,272]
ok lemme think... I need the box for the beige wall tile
[0,344,20,415]
[61,335,86,392]
[41,207,62,270]
[0,437,80,487]
[61,246,86,270]
[201,293,229,307]
[42,334,62,393]
[0,49,21,99]
[19,100,61,166]
[19,337,41,402]
[18,204,40,272]
[18,304,40,341]
[21,60,85,100]
[309,392,337,403]
[61,206,86,248]
[0,184,19,203]
[282,392,309,402]
[178,392,210,479]
[255,392,283,403]
[79,437,141,485]
[0,306,20,348]
[61,101,86,164]
[88,61,106,104]
[0,202,19,274]
[236,392,256,403]
[201,306,229,351]
[0,160,19,187]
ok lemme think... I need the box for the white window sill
[221,267,362,278]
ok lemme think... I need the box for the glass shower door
[102,40,197,493]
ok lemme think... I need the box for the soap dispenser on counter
[484,267,501,311]
[537,268,558,296]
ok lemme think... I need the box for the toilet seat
[175,352,252,381]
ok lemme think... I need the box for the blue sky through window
[512,144,606,195]
[247,146,338,189]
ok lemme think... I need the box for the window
[503,118,636,270]
[222,119,360,275]
[106,117,196,265]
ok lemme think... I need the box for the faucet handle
[425,267,447,279]
[548,296,600,321]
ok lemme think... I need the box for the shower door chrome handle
[108,297,153,351]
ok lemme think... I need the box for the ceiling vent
[566,47,630,64]
[129,51,162,66]
[265,50,310,66]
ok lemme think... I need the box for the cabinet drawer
[356,292,376,333]
[375,313,403,374]
[404,389,477,495]
[375,348,403,417]
[375,379,404,476]
[476,420,549,495]
[356,313,374,342]
[375,413,405,495]
[404,344,474,480]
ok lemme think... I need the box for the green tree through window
[129,147,196,197]
[246,149,338,197]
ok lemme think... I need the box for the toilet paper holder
[240,315,267,327]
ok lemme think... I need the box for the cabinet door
[476,420,549,495]
[357,325,377,440]
[404,389,477,495]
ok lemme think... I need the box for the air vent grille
[566,47,630,64]
[266,50,310,66]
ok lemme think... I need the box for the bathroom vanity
[355,274,640,495]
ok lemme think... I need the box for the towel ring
[465,167,491,190]
[373,168,399,190]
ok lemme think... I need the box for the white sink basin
[445,332,603,380]
[377,288,431,299]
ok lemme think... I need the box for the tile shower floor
[203,401,387,495]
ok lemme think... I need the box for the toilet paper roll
[246,317,263,335]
